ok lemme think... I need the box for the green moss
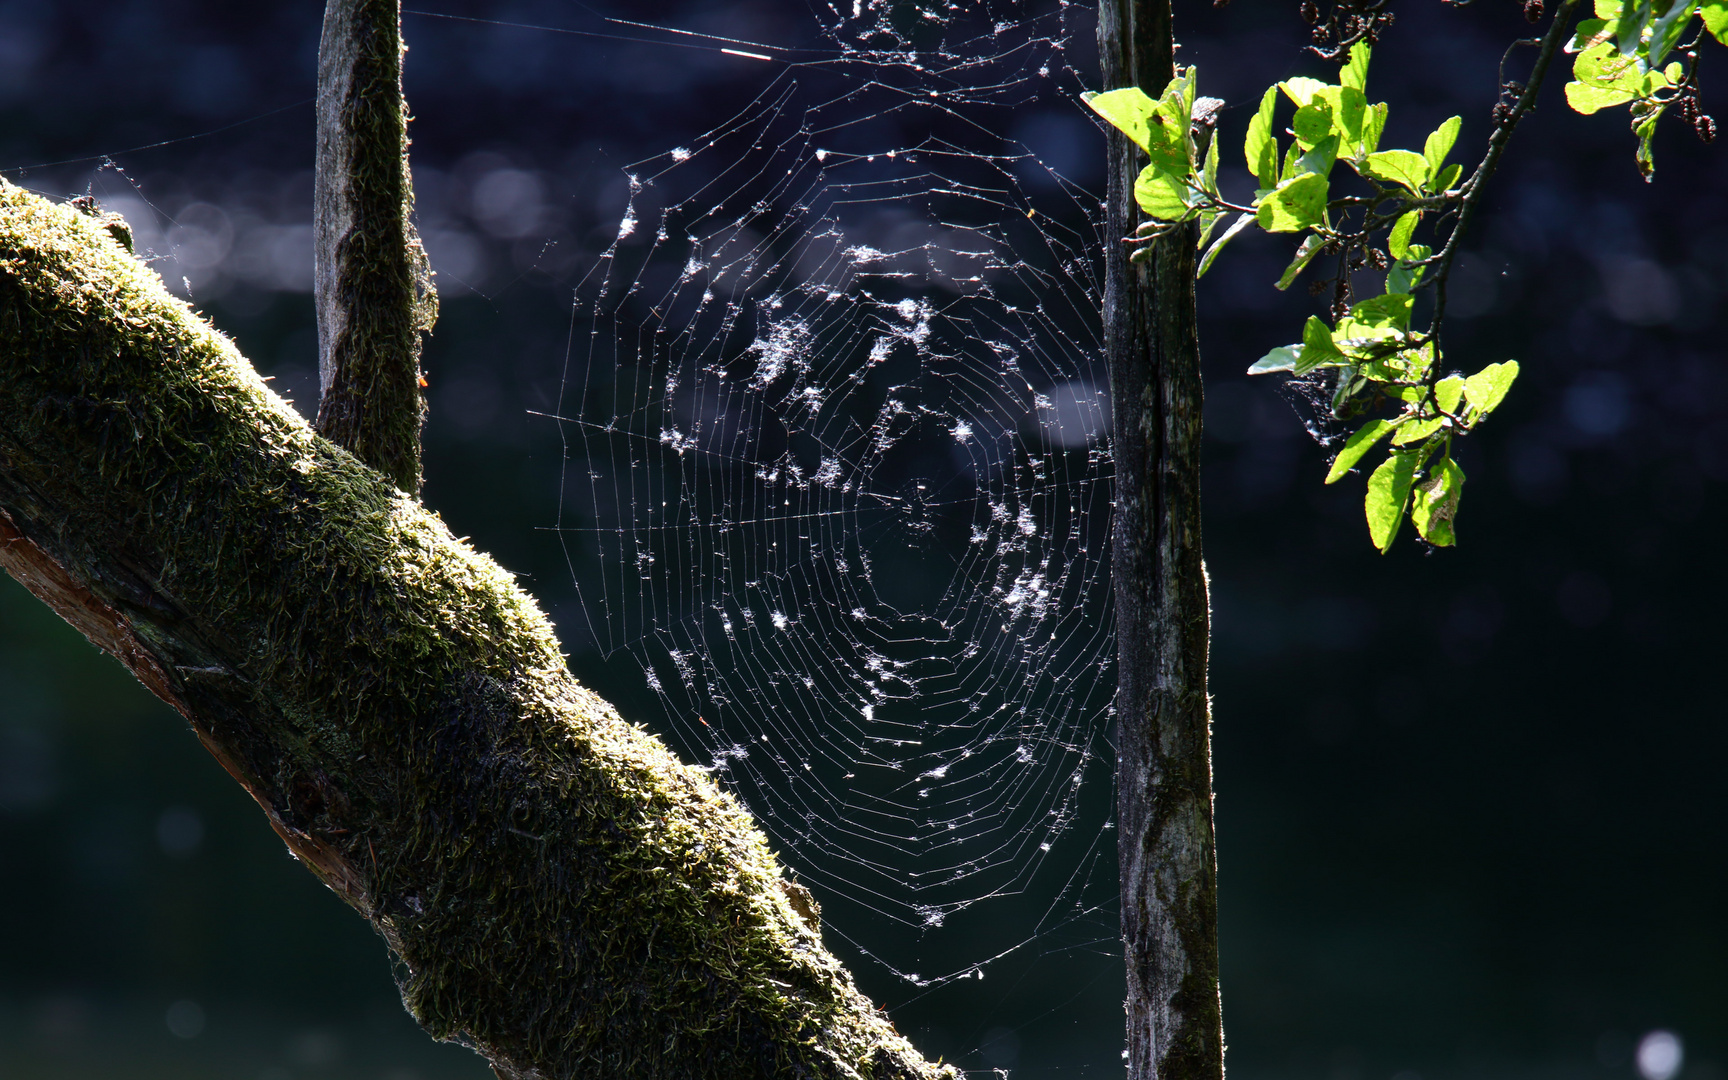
[0,179,951,1080]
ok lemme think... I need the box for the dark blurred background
[0,1,1723,1078]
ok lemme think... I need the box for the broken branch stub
[314,0,436,494]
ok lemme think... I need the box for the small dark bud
[1309,278,1331,297]
[1301,0,1321,25]
[1523,0,1544,23]
[1680,95,1698,122]
[1698,114,1718,143]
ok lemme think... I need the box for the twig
[1426,0,1583,353]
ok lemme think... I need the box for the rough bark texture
[1097,2,1224,1080]
[314,0,434,494]
[0,181,950,1080]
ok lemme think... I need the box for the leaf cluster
[1088,0,1719,551]
[1086,42,1508,552]
[1564,0,1728,176]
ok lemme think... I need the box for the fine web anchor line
[0,97,314,176]
[402,8,809,60]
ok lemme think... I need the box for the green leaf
[1431,162,1463,194]
[1199,212,1257,278]
[1342,40,1372,92]
[1153,96,1195,170]
[1135,164,1193,221]
[1362,149,1430,193]
[1388,210,1421,260]
[1202,124,1221,196]
[1352,292,1415,328]
[1705,1,1728,44]
[1332,371,1368,416]
[1245,85,1280,188]
[1280,76,1330,107]
[1634,99,1668,178]
[1279,140,1303,183]
[1248,344,1302,375]
[1343,292,1415,333]
[1096,74,1196,178]
[1361,102,1389,155]
[1365,448,1421,552]
[1294,316,1347,374]
[1144,115,1192,177]
[1197,209,1221,251]
[1386,242,1431,294]
[1326,419,1395,483]
[1567,17,1616,52]
[1292,100,1336,148]
[1256,171,1329,232]
[1463,359,1520,417]
[1423,115,1462,181]
[1411,457,1465,546]
[1649,0,1701,68]
[1566,41,1642,113]
[1610,1,1649,57]
[1435,374,1466,415]
[1295,134,1341,181]
[1565,79,1638,114]
[1084,87,1160,154]
[1165,66,1199,126]
[1331,86,1369,156]
[1391,414,1446,445]
[1275,232,1326,289]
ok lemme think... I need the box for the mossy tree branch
[0,181,949,1080]
[315,0,434,494]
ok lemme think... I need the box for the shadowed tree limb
[0,181,949,1080]
[314,0,435,494]
[1097,1,1224,1078]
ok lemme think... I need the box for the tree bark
[1097,2,1224,1079]
[0,182,949,1080]
[314,0,434,493]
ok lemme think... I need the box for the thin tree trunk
[1097,2,1224,1079]
[314,0,433,493]
[0,181,949,1080]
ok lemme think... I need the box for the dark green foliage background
[0,1,1722,1077]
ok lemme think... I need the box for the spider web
[547,0,1119,993]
